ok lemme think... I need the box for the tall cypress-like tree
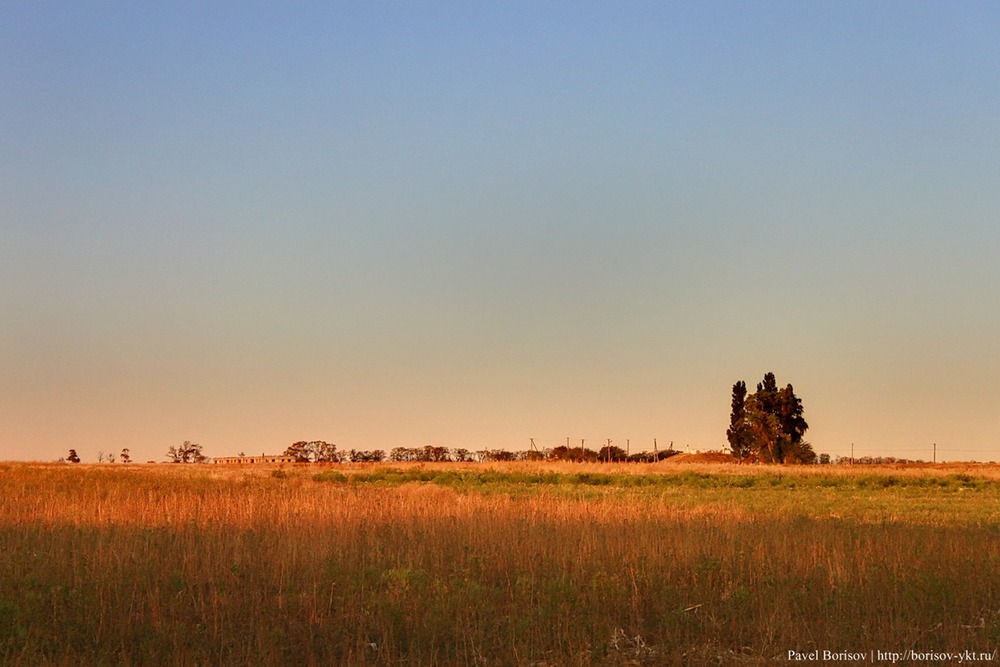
[755,372,780,417]
[777,383,813,463]
[728,372,812,463]
[726,381,754,459]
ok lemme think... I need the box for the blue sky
[2,2,999,462]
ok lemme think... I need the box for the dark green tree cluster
[727,372,814,464]
[542,443,677,463]
[388,445,454,462]
[165,441,207,463]
[283,441,341,463]
[348,449,386,463]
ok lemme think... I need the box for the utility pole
[607,439,612,463]
[626,439,630,460]
[933,442,936,464]
[851,443,854,465]
[653,438,658,461]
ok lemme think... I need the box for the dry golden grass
[2,462,999,664]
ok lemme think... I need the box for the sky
[2,2,999,463]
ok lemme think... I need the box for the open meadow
[2,461,1000,665]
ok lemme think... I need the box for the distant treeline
[837,456,924,465]
[283,441,682,464]
[388,445,681,464]
[300,445,915,466]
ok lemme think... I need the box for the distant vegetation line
[63,373,960,466]
[62,440,943,466]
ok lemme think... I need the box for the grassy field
[2,461,1000,665]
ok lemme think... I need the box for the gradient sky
[3,2,999,463]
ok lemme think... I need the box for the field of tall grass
[2,461,999,664]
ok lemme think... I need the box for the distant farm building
[212,454,296,464]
